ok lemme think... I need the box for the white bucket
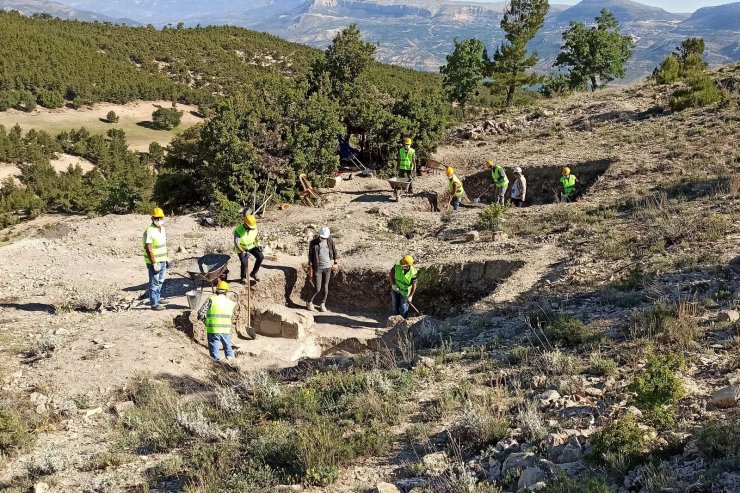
[185,290,205,311]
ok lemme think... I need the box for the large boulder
[251,304,314,339]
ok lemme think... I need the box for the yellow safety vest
[561,175,576,196]
[205,294,236,334]
[394,263,417,298]
[492,165,509,187]
[399,147,415,171]
[142,224,167,265]
[234,224,258,253]
[449,175,464,197]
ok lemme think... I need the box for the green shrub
[589,415,648,472]
[0,406,35,456]
[630,300,675,339]
[669,74,722,111]
[696,419,740,459]
[630,354,686,427]
[152,106,183,130]
[538,475,612,493]
[540,74,573,98]
[211,191,242,227]
[544,314,598,347]
[106,111,120,123]
[619,264,651,291]
[510,345,532,364]
[589,352,617,376]
[36,89,65,109]
[388,215,417,237]
[476,203,507,232]
[297,419,345,486]
[120,376,186,452]
[654,55,680,84]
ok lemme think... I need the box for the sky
[452,0,733,14]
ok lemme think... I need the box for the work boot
[151,305,165,311]
[318,303,327,312]
[307,301,315,311]
[250,272,260,282]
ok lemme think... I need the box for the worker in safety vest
[234,215,264,283]
[389,255,418,319]
[487,160,509,206]
[143,207,168,311]
[197,281,237,361]
[446,166,464,211]
[398,137,417,193]
[560,167,579,202]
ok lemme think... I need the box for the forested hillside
[0,11,441,111]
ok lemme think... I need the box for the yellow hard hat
[245,215,257,228]
[404,138,412,145]
[152,207,165,218]
[446,166,454,177]
[401,255,414,266]
[562,167,571,176]
[486,160,494,168]
[216,280,229,291]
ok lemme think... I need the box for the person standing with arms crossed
[398,137,417,193]
[143,207,168,311]
[306,227,338,312]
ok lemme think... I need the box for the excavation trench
[175,259,524,360]
[463,159,613,206]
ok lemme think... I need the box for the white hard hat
[318,227,330,239]
[513,166,522,173]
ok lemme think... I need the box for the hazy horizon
[452,0,736,14]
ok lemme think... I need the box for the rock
[34,483,49,493]
[493,231,508,241]
[35,403,47,415]
[495,437,521,455]
[503,452,536,472]
[376,482,402,493]
[177,245,188,254]
[421,452,448,473]
[557,442,582,464]
[718,310,740,322]
[54,328,70,336]
[413,356,435,368]
[584,387,603,397]
[113,401,135,416]
[709,385,740,409]
[537,389,560,405]
[488,458,502,479]
[84,407,103,418]
[464,231,480,242]
[386,315,409,329]
[625,406,643,418]
[518,466,546,490]
[558,461,586,477]
[250,305,314,339]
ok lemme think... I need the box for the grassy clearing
[0,102,202,151]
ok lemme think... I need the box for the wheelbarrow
[177,253,230,294]
[388,177,412,201]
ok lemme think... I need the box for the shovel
[473,184,496,204]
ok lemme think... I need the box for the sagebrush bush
[516,401,546,443]
[589,352,617,376]
[458,401,510,449]
[629,354,686,427]
[0,406,36,456]
[696,419,740,459]
[510,345,533,364]
[540,349,581,375]
[476,203,507,232]
[538,475,612,493]
[588,415,648,471]
[544,314,599,347]
[388,215,417,237]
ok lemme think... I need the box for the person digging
[446,166,464,211]
[197,281,237,362]
[487,160,509,206]
[559,166,579,203]
[389,255,418,319]
[307,227,338,312]
[233,214,264,283]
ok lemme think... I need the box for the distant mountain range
[3,0,740,81]
[0,0,137,24]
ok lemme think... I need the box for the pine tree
[440,38,486,117]
[487,0,549,107]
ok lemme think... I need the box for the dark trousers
[511,198,524,208]
[399,169,414,192]
[238,248,263,279]
[310,268,332,305]
[451,195,461,210]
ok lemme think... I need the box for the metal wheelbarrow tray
[388,177,412,200]
[177,254,231,291]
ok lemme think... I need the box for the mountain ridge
[0,0,137,24]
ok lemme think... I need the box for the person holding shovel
[487,160,509,206]
[446,166,464,211]
[307,227,338,312]
[234,215,264,283]
[390,255,418,319]
[197,281,237,362]
[398,137,417,193]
